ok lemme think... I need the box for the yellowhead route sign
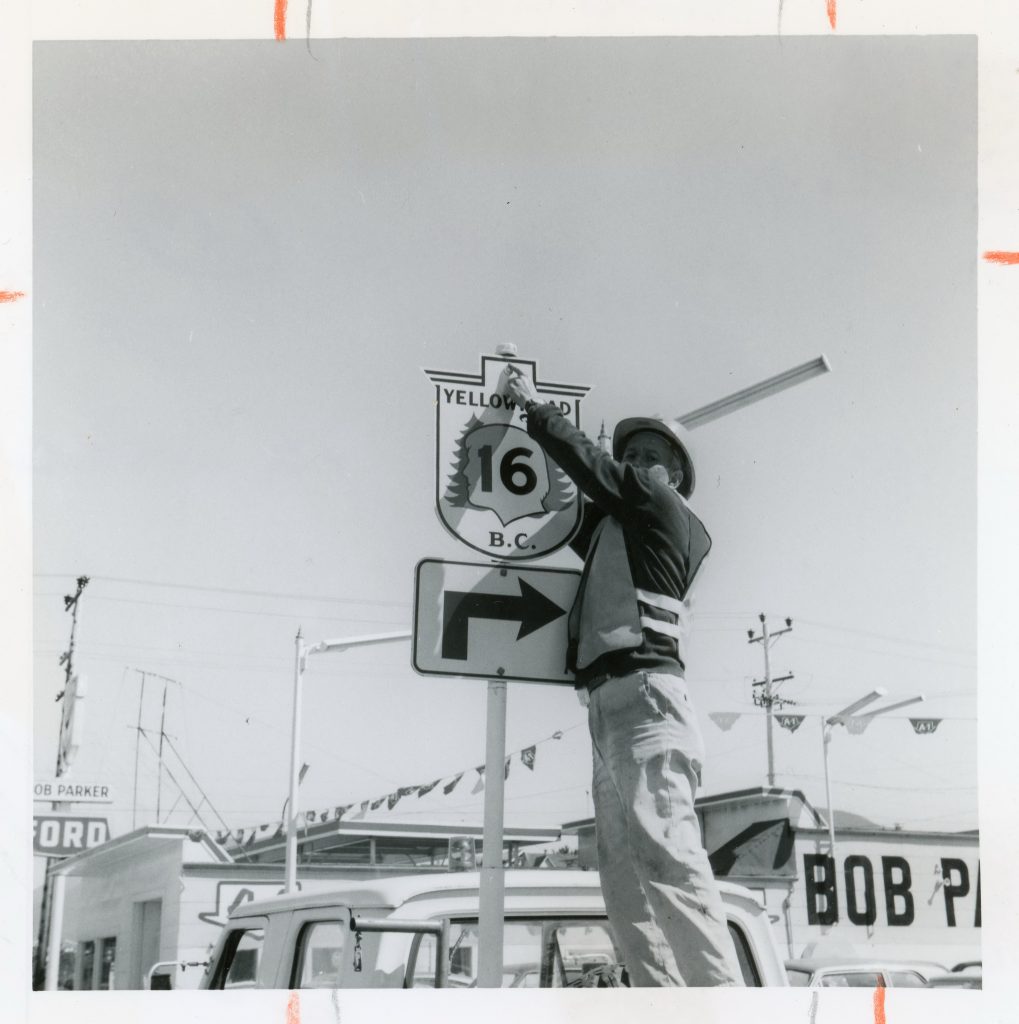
[413,559,580,684]
[424,355,589,560]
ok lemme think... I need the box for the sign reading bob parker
[425,355,589,559]
[34,778,114,804]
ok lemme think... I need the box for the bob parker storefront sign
[804,852,980,929]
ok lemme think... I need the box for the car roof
[226,870,757,919]
[228,870,601,917]
[926,972,981,987]
[785,958,946,973]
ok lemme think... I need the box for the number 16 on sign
[424,354,589,560]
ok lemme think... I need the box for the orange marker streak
[286,991,300,1024]
[984,250,1019,265]
[275,0,288,40]
[873,986,886,1024]
[827,0,837,30]
[0,290,26,303]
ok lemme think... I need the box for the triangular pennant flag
[472,767,486,794]
[521,746,536,770]
[845,715,874,735]
[319,808,331,823]
[273,822,284,838]
[334,805,348,820]
[370,796,386,810]
[910,718,942,735]
[708,712,741,732]
[504,757,511,780]
[444,772,464,795]
[306,810,317,823]
[417,779,441,797]
[245,830,257,847]
[258,823,271,835]
[777,715,805,733]
[387,791,401,810]
[351,801,369,820]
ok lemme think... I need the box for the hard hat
[612,416,696,498]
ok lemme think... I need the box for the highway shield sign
[424,355,589,560]
[413,558,580,684]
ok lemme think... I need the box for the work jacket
[525,403,712,690]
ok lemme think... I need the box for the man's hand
[500,363,541,407]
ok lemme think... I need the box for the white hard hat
[613,416,696,498]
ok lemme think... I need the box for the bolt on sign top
[424,354,590,560]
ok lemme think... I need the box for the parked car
[926,961,981,989]
[198,870,789,989]
[784,957,948,988]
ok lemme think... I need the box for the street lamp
[285,628,412,893]
[821,688,925,865]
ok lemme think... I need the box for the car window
[786,968,812,987]
[888,970,927,988]
[209,925,265,989]
[407,917,623,988]
[819,971,884,988]
[727,922,762,987]
[545,921,622,987]
[292,921,348,989]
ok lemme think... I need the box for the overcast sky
[32,36,977,848]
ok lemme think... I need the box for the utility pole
[747,613,795,788]
[35,575,89,990]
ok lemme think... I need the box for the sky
[30,35,978,861]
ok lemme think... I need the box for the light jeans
[588,671,744,987]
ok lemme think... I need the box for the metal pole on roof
[283,629,412,894]
[285,630,305,894]
[820,689,925,869]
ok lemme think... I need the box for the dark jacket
[525,402,711,689]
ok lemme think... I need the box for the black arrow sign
[441,579,567,660]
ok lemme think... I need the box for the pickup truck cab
[200,870,788,989]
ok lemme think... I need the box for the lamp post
[285,628,412,894]
[821,688,926,864]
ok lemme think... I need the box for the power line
[779,772,977,794]
[791,615,975,657]
[35,572,412,609]
[38,591,411,626]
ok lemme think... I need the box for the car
[198,869,790,989]
[784,956,948,989]
[926,961,981,989]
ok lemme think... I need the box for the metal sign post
[478,678,507,988]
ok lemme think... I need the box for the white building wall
[61,842,184,989]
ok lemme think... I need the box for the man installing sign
[502,365,743,987]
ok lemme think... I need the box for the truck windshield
[208,925,266,989]
[407,917,623,988]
